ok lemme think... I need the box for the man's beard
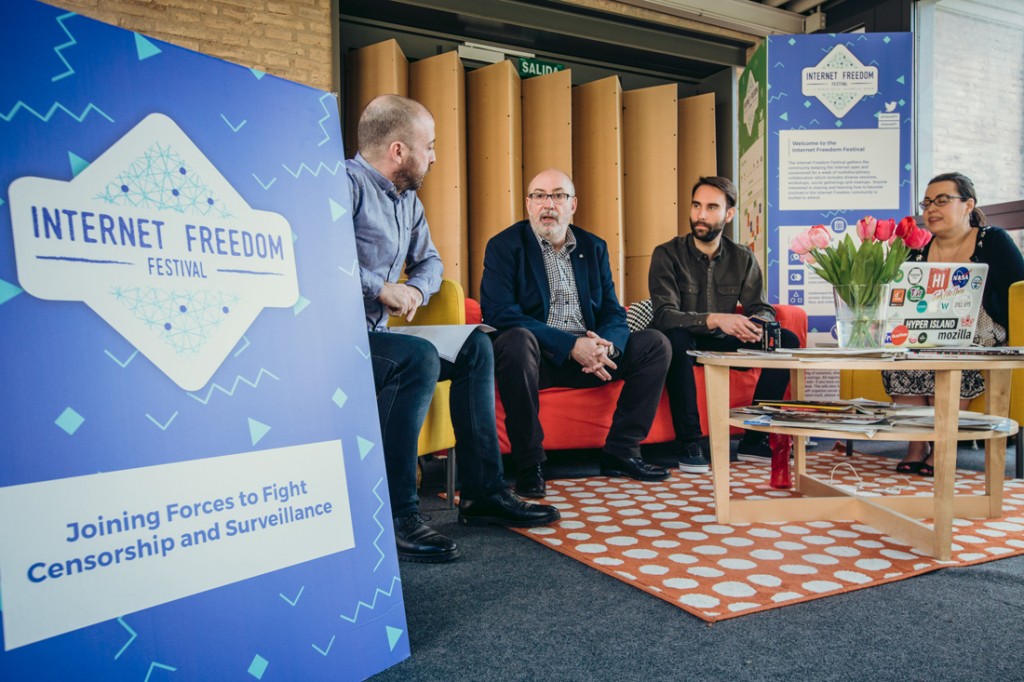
[394,162,425,192]
[691,220,724,243]
[530,209,567,240]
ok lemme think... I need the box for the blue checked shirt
[346,154,443,331]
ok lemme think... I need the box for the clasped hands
[570,331,617,381]
[378,282,423,322]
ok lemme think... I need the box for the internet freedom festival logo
[8,114,299,390]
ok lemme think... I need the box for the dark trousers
[369,329,506,518]
[492,327,671,467]
[663,326,800,442]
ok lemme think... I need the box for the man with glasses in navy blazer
[481,168,672,498]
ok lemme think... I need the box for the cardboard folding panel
[572,76,625,297]
[344,39,409,156]
[678,92,718,236]
[467,60,523,299]
[623,84,678,260]
[624,255,654,305]
[522,69,573,187]
[410,51,469,287]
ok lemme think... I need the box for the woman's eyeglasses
[919,194,965,210]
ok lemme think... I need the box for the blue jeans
[369,329,506,517]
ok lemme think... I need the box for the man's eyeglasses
[527,192,573,204]
[919,194,965,210]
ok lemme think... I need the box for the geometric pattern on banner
[113,286,239,356]
[514,451,1024,622]
[96,142,232,219]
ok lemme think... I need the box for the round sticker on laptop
[971,275,983,290]
[907,285,926,302]
[916,300,928,313]
[906,266,924,286]
[951,267,970,288]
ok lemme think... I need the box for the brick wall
[46,0,336,91]
[931,7,1024,204]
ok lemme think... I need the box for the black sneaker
[737,435,772,462]
[679,440,710,473]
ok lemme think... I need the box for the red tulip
[895,216,917,238]
[874,218,895,241]
[903,224,933,250]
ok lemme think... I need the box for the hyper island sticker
[8,113,299,391]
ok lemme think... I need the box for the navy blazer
[480,220,629,365]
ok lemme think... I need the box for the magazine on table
[733,400,1009,433]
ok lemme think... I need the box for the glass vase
[833,283,890,348]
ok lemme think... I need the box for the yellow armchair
[839,279,1024,476]
[388,278,465,505]
[1009,281,1024,476]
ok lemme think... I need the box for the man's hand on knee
[707,313,762,344]
[379,282,424,321]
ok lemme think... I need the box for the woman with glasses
[884,171,1024,475]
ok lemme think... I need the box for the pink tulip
[807,224,831,249]
[857,216,877,242]
[874,218,895,241]
[789,231,812,255]
[800,252,816,265]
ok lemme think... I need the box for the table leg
[932,368,961,561]
[705,364,732,522]
[791,368,807,486]
[984,368,1010,517]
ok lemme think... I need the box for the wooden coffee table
[697,353,1024,560]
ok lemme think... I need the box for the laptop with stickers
[884,261,988,347]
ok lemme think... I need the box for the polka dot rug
[509,450,1024,622]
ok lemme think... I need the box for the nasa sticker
[951,266,970,288]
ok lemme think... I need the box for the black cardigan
[908,225,1024,330]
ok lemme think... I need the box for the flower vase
[833,284,890,348]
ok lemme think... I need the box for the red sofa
[467,300,808,453]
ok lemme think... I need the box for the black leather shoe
[600,452,670,481]
[515,464,546,499]
[393,512,460,563]
[458,488,560,527]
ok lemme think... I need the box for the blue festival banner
[0,1,408,679]
[740,33,914,345]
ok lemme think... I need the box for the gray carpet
[371,438,1024,681]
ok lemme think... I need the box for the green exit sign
[518,58,565,78]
